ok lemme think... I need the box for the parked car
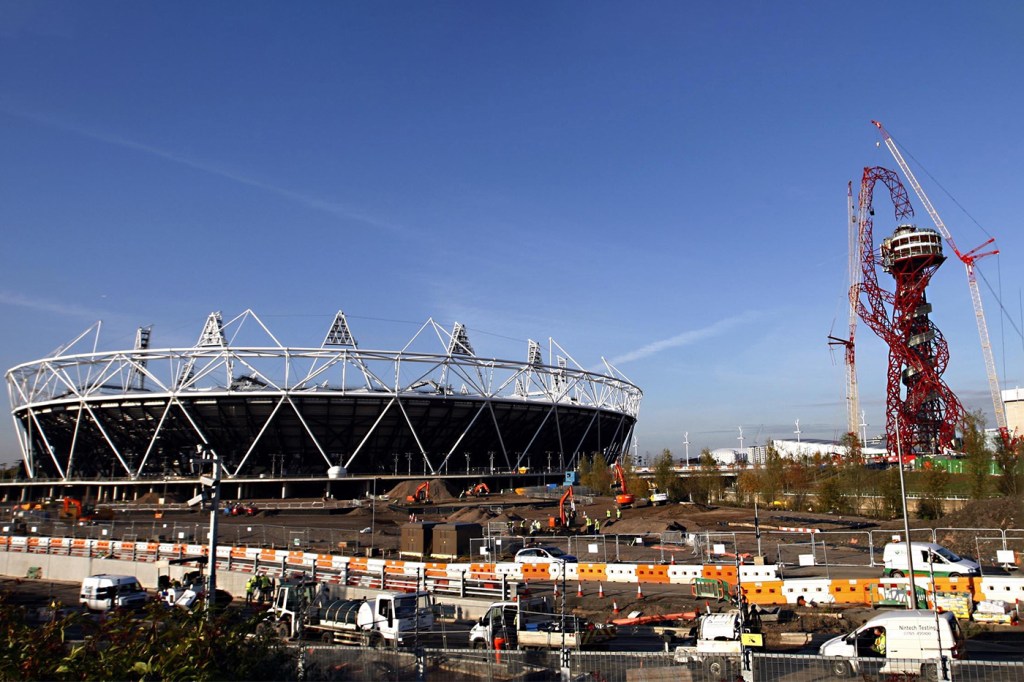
[514,546,578,564]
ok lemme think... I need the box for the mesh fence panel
[275,646,1024,681]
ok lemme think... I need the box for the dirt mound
[135,491,182,504]
[602,517,688,536]
[936,496,1023,531]
[446,507,495,524]
[386,478,460,503]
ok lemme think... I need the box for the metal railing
[294,647,1024,681]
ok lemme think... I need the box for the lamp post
[895,413,918,607]
[371,477,378,555]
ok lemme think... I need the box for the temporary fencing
[292,647,1024,681]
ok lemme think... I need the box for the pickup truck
[673,610,763,678]
[470,598,616,650]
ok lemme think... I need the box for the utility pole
[187,446,221,618]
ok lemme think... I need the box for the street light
[371,478,378,555]
[894,413,918,607]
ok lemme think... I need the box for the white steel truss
[6,310,642,481]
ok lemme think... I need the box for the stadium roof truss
[6,310,643,481]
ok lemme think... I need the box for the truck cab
[819,609,964,677]
[80,574,148,611]
[882,542,980,578]
[469,598,552,649]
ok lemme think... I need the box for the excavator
[406,481,431,504]
[60,496,113,523]
[465,482,490,497]
[611,461,635,507]
[558,485,576,528]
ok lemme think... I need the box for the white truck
[672,609,763,679]
[469,598,617,651]
[819,609,964,678]
[881,542,981,578]
[80,574,149,612]
[266,578,435,648]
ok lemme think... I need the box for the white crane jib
[872,120,1007,437]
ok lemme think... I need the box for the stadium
[5,310,642,494]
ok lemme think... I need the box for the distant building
[1004,388,1024,438]
[709,448,748,466]
[748,438,889,464]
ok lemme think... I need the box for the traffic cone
[577,582,584,598]
[553,582,560,598]
[637,583,645,600]
[598,583,605,598]
[612,599,620,615]
[670,554,676,565]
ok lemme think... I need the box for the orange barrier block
[519,564,553,582]
[636,565,671,584]
[576,564,608,582]
[316,554,334,569]
[932,576,977,598]
[738,580,785,606]
[829,579,874,605]
[702,565,738,584]
[469,563,497,579]
[230,547,249,559]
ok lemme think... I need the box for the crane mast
[872,120,1008,439]
[829,182,862,439]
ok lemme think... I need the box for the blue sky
[1,2,1023,465]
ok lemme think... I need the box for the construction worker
[594,519,601,533]
[605,508,611,520]
[872,626,888,655]
[245,575,258,604]
[259,574,272,603]
[616,507,622,520]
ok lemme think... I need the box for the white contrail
[0,290,106,319]
[608,311,760,365]
[0,103,407,234]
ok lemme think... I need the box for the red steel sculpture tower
[856,166,964,459]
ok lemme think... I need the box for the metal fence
[5,515,1022,577]
[292,647,1024,681]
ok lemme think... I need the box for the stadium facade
[6,310,642,482]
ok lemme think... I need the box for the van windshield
[933,547,962,562]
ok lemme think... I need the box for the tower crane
[829,181,863,440]
[872,120,1010,446]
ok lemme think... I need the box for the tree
[993,436,1023,497]
[839,432,868,498]
[961,411,991,500]
[694,449,723,504]
[758,443,785,505]
[876,467,903,520]
[579,452,612,493]
[784,458,813,511]
[814,473,845,515]
[917,463,949,520]
[652,449,684,501]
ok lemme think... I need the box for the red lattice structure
[856,166,965,459]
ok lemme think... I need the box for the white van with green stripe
[882,542,980,578]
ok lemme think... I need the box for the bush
[0,599,293,681]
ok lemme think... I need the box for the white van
[882,542,980,578]
[819,609,965,677]
[80,574,148,611]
